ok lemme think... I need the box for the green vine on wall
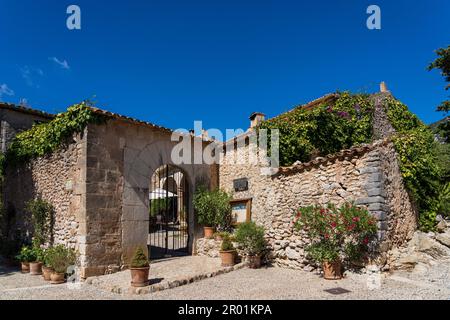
[385,97,442,231]
[258,92,374,166]
[6,101,106,165]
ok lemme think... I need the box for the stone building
[2,87,418,275]
[0,103,54,153]
[4,107,217,278]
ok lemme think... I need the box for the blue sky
[0,0,449,134]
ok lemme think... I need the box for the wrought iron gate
[148,164,189,259]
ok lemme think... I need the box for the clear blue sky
[1,0,449,134]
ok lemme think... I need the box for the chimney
[380,81,388,93]
[249,112,266,130]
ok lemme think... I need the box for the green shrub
[386,98,442,231]
[46,245,77,274]
[193,187,232,229]
[234,222,266,256]
[220,233,235,251]
[16,246,36,263]
[259,92,373,166]
[130,247,149,268]
[294,203,377,264]
[26,198,54,245]
[149,198,171,217]
[6,101,105,165]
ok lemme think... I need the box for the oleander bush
[294,203,377,264]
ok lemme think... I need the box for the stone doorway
[148,164,189,259]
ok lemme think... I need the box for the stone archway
[121,140,198,264]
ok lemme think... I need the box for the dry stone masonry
[214,138,417,270]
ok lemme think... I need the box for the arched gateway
[148,164,189,259]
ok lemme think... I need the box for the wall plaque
[233,178,248,192]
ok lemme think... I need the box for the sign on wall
[233,178,249,192]
[230,198,252,225]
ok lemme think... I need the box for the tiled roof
[277,93,340,117]
[277,139,389,175]
[87,106,174,133]
[0,102,54,119]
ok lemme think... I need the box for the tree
[428,45,450,112]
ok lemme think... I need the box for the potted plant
[219,233,236,267]
[16,246,35,273]
[46,245,76,284]
[41,247,54,281]
[235,222,266,268]
[193,187,232,239]
[294,203,377,280]
[130,247,150,287]
[29,244,44,275]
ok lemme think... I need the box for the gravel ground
[1,261,450,300]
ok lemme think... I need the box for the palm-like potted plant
[193,187,231,239]
[219,233,236,267]
[46,245,77,284]
[294,203,377,280]
[130,247,150,287]
[16,246,35,273]
[235,222,266,268]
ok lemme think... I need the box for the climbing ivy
[385,98,441,231]
[259,92,374,166]
[6,101,105,165]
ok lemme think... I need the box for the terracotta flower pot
[21,262,30,273]
[130,266,150,287]
[29,262,43,275]
[220,250,236,267]
[42,266,54,281]
[247,255,262,269]
[50,272,66,284]
[204,227,215,239]
[323,260,342,280]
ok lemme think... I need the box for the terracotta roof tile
[0,102,54,119]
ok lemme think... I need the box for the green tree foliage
[259,92,373,166]
[193,187,232,229]
[428,45,450,112]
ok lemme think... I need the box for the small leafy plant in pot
[46,245,77,284]
[130,247,150,287]
[41,247,54,281]
[294,203,377,280]
[29,244,45,275]
[16,246,36,273]
[235,222,266,269]
[193,187,232,239]
[219,233,236,267]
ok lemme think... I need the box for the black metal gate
[148,164,189,259]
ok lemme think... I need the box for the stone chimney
[249,112,266,130]
[380,81,389,93]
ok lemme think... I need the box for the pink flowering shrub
[293,203,377,264]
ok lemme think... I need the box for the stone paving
[1,256,450,300]
[86,256,246,295]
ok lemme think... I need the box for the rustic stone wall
[81,120,216,277]
[0,106,52,153]
[4,132,86,250]
[217,138,417,270]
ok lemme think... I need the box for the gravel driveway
[2,261,450,300]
